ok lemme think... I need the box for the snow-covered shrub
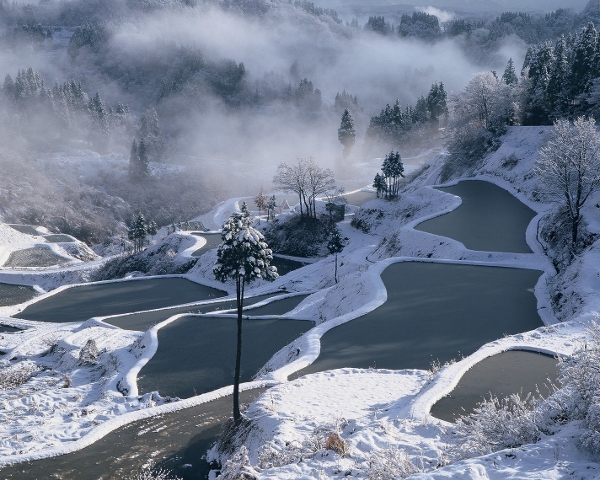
[218,446,259,480]
[553,321,600,454]
[367,447,420,479]
[0,361,39,390]
[78,339,99,365]
[448,392,542,460]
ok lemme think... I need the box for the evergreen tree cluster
[366,82,447,147]
[373,151,404,200]
[522,21,600,124]
[398,12,442,41]
[1,67,133,149]
[127,212,157,254]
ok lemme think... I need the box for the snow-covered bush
[0,361,39,391]
[367,447,420,479]
[218,446,259,480]
[554,322,600,454]
[448,392,542,460]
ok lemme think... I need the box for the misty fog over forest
[0,0,595,243]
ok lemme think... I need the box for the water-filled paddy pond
[104,293,308,331]
[296,262,542,377]
[15,278,225,323]
[0,389,265,480]
[430,350,559,422]
[138,315,312,399]
[416,181,536,252]
[0,283,37,306]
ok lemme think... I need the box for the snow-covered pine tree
[381,151,404,199]
[502,58,519,85]
[267,195,277,221]
[338,108,356,159]
[213,203,278,421]
[373,172,386,198]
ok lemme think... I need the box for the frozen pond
[430,350,559,422]
[271,257,308,276]
[15,278,226,323]
[0,389,265,480]
[416,181,535,252]
[138,315,312,398]
[0,283,37,306]
[296,262,542,376]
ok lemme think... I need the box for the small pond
[0,325,22,333]
[430,350,559,422]
[415,181,535,253]
[138,315,312,399]
[0,283,37,306]
[0,389,266,480]
[295,262,542,377]
[4,248,70,268]
[43,234,76,243]
[272,257,308,276]
[8,224,39,235]
[16,278,226,323]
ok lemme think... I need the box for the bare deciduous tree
[536,117,600,253]
[273,157,336,219]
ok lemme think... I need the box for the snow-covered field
[0,126,599,478]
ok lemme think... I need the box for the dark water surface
[295,262,542,377]
[0,283,37,306]
[16,278,226,323]
[416,181,535,252]
[0,389,266,480]
[430,350,559,422]
[244,294,309,316]
[138,315,312,399]
[344,190,377,206]
[191,233,223,257]
[105,293,277,331]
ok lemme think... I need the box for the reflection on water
[295,262,542,377]
[16,278,226,323]
[416,181,535,253]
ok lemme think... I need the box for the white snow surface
[0,127,599,478]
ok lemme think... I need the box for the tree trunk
[572,213,579,255]
[334,253,338,284]
[233,275,245,422]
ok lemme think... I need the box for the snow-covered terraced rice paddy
[3,247,70,268]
